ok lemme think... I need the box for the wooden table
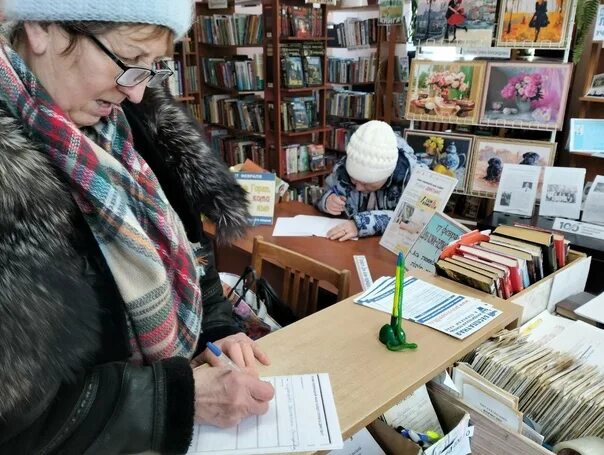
[205,201,399,295]
[255,269,522,442]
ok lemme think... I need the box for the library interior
[2,0,604,453]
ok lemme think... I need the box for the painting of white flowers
[479,62,572,130]
[406,60,486,125]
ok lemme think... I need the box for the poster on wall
[413,0,497,45]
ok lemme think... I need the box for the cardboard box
[367,388,473,455]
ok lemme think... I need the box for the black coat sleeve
[0,115,194,453]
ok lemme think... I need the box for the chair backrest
[250,236,351,318]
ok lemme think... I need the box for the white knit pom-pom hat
[345,120,398,184]
[3,0,194,39]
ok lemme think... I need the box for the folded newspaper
[354,276,501,340]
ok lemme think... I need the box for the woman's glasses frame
[87,34,173,88]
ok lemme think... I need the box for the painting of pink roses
[479,62,572,130]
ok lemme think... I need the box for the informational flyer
[538,167,585,220]
[582,175,604,226]
[380,168,457,256]
[569,118,604,153]
[354,276,501,340]
[494,164,541,216]
[234,172,276,225]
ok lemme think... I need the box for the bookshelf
[172,36,203,117]
[262,0,331,189]
[193,1,268,168]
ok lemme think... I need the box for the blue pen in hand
[331,187,350,217]
[206,341,241,371]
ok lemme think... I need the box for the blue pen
[206,341,241,371]
[331,186,350,217]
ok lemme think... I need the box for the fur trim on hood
[131,87,250,244]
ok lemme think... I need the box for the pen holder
[379,317,417,352]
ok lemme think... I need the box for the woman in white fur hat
[0,0,274,452]
[317,120,419,241]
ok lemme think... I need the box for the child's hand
[327,220,358,241]
[325,194,346,215]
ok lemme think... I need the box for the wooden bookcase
[262,0,331,182]
[173,34,202,118]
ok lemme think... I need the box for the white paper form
[272,215,354,238]
[354,277,501,339]
[494,164,540,216]
[328,428,385,455]
[383,385,444,435]
[272,217,312,236]
[188,374,343,455]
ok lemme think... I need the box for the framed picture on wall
[404,130,474,193]
[406,60,486,125]
[413,0,497,46]
[496,0,573,48]
[468,137,556,198]
[479,62,572,130]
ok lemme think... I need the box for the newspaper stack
[354,276,502,340]
[466,312,604,445]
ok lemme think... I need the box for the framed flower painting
[468,137,556,198]
[404,130,474,193]
[496,0,573,48]
[479,62,572,130]
[406,60,486,125]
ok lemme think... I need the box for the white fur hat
[3,0,194,39]
[345,120,398,184]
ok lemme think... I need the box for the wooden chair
[250,236,351,319]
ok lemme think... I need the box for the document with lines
[188,374,343,455]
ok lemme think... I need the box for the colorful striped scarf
[0,41,202,364]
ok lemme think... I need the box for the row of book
[327,55,376,84]
[281,182,324,205]
[282,143,327,175]
[201,56,264,91]
[188,103,203,122]
[203,95,265,134]
[164,59,185,98]
[390,91,407,120]
[206,127,267,168]
[269,96,319,133]
[327,121,363,152]
[436,224,568,299]
[327,18,378,49]
[196,14,263,46]
[326,90,375,120]
[280,5,324,38]
[277,42,324,88]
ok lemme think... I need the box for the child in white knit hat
[316,120,418,241]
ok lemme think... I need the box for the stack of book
[269,96,319,132]
[280,5,324,38]
[201,56,264,91]
[206,126,267,168]
[203,95,265,134]
[280,43,324,88]
[196,14,263,46]
[327,90,375,120]
[327,18,378,48]
[436,225,569,299]
[281,144,326,175]
[327,55,376,84]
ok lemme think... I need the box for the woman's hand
[191,333,270,372]
[327,220,358,242]
[193,366,275,427]
[325,194,346,215]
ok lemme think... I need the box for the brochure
[234,172,276,225]
[538,167,585,220]
[380,168,457,256]
[494,164,541,216]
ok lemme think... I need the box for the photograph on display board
[479,62,572,130]
[406,60,486,124]
[413,0,497,45]
[468,137,556,198]
[497,0,573,48]
[403,130,474,193]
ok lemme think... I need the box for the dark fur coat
[0,87,249,452]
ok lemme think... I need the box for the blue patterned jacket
[316,137,421,237]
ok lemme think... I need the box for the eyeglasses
[87,34,173,88]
